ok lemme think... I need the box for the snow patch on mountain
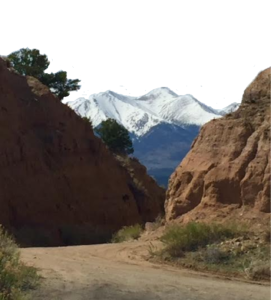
[215,102,240,115]
[138,92,218,126]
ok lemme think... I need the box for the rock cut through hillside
[165,68,270,225]
[0,58,165,246]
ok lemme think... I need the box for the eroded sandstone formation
[165,68,270,224]
[0,58,164,246]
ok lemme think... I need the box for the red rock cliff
[0,58,164,246]
[165,68,270,223]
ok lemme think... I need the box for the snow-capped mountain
[67,87,222,136]
[68,91,162,136]
[67,88,240,186]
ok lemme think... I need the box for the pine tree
[96,119,134,155]
[8,48,80,100]
[40,71,81,100]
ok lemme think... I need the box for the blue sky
[2,0,270,107]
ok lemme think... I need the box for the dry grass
[0,225,40,299]
[149,222,270,281]
[112,224,143,243]
[160,222,243,256]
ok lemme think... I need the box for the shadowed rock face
[165,68,270,222]
[0,58,165,246]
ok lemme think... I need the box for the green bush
[161,222,244,257]
[96,118,134,155]
[0,225,40,299]
[198,246,231,264]
[112,224,143,243]
[244,245,270,280]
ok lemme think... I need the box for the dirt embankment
[0,58,164,247]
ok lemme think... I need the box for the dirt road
[21,242,270,300]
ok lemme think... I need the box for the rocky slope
[0,58,164,246]
[165,68,270,224]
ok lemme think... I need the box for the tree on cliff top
[96,119,134,155]
[8,48,80,100]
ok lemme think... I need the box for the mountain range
[67,88,240,185]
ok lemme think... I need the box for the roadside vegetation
[149,222,270,281]
[0,225,40,299]
[112,224,143,243]
[160,222,243,255]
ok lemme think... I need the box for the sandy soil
[21,241,270,300]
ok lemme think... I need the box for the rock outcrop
[0,58,164,246]
[165,68,270,224]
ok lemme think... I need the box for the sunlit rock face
[165,68,270,223]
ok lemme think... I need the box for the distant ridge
[67,87,240,136]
